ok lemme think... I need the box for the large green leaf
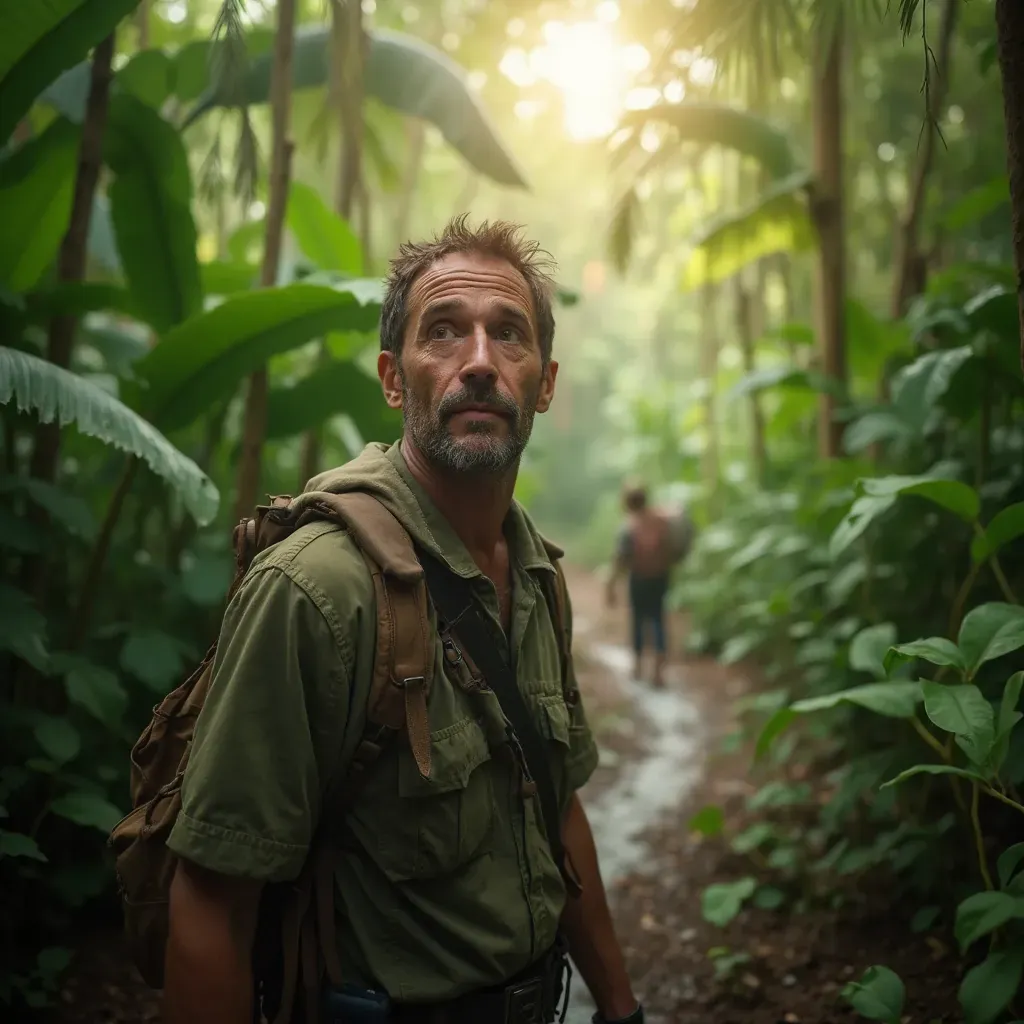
[681,172,814,291]
[958,946,1024,1024]
[200,260,259,297]
[0,0,141,143]
[0,830,47,862]
[942,176,1010,232]
[848,623,897,677]
[120,628,189,693]
[701,876,757,926]
[0,116,80,292]
[955,892,1024,952]
[999,842,1024,890]
[842,411,912,454]
[0,475,97,540]
[829,494,897,559]
[859,474,980,523]
[885,637,966,676]
[880,763,987,790]
[618,103,799,179]
[729,365,840,401]
[841,965,905,1024]
[888,346,974,434]
[922,681,995,767]
[287,182,362,275]
[23,281,139,323]
[33,716,80,765]
[993,673,1024,773]
[48,790,122,832]
[0,583,49,670]
[792,681,923,719]
[134,281,383,432]
[0,346,218,524]
[104,93,201,332]
[958,604,1024,678]
[972,503,1024,566]
[266,359,399,442]
[61,659,127,729]
[182,26,527,189]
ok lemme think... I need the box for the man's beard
[401,375,539,475]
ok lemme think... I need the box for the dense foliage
[0,0,1022,1021]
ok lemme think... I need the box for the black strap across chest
[418,552,576,895]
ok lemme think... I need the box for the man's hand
[163,859,264,1024]
[560,794,637,1021]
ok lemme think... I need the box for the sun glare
[501,9,652,142]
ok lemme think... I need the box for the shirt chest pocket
[371,716,495,882]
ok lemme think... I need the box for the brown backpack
[107,487,572,1022]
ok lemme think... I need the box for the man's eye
[497,326,523,343]
[429,324,458,340]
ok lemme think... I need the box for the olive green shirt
[167,442,600,1002]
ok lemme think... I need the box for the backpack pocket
[366,715,494,881]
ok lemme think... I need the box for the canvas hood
[298,442,559,580]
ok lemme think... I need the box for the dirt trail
[562,566,963,1024]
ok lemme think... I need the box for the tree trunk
[995,0,1024,369]
[891,0,959,320]
[28,35,115,489]
[735,279,768,484]
[233,0,296,522]
[811,14,848,458]
[394,120,427,249]
[700,282,720,501]
[298,0,365,491]
[19,35,115,618]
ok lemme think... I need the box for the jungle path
[53,567,960,1023]
[562,566,962,1024]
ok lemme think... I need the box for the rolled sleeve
[167,564,350,882]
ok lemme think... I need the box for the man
[162,216,643,1024]
[605,482,676,688]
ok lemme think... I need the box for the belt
[390,946,571,1024]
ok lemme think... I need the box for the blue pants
[628,574,669,655]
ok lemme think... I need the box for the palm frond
[210,0,259,203]
[618,103,800,181]
[681,171,814,291]
[0,347,219,525]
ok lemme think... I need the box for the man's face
[378,251,558,475]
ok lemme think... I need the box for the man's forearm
[560,793,637,1020]
[163,861,260,1024]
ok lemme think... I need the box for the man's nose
[459,323,498,384]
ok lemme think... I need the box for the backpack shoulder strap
[303,491,434,785]
[269,491,436,1015]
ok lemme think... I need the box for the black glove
[592,1005,644,1024]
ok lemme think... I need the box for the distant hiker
[606,482,692,688]
[115,217,644,1024]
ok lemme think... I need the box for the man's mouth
[449,404,509,420]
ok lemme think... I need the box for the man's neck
[400,436,517,563]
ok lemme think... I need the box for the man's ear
[378,350,403,410]
[535,358,558,414]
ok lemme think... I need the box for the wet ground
[561,566,965,1024]
[51,567,967,1023]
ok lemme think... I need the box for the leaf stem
[70,456,139,649]
[990,554,1020,604]
[981,785,1024,816]
[949,562,979,638]
[970,782,994,889]
[910,715,948,760]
